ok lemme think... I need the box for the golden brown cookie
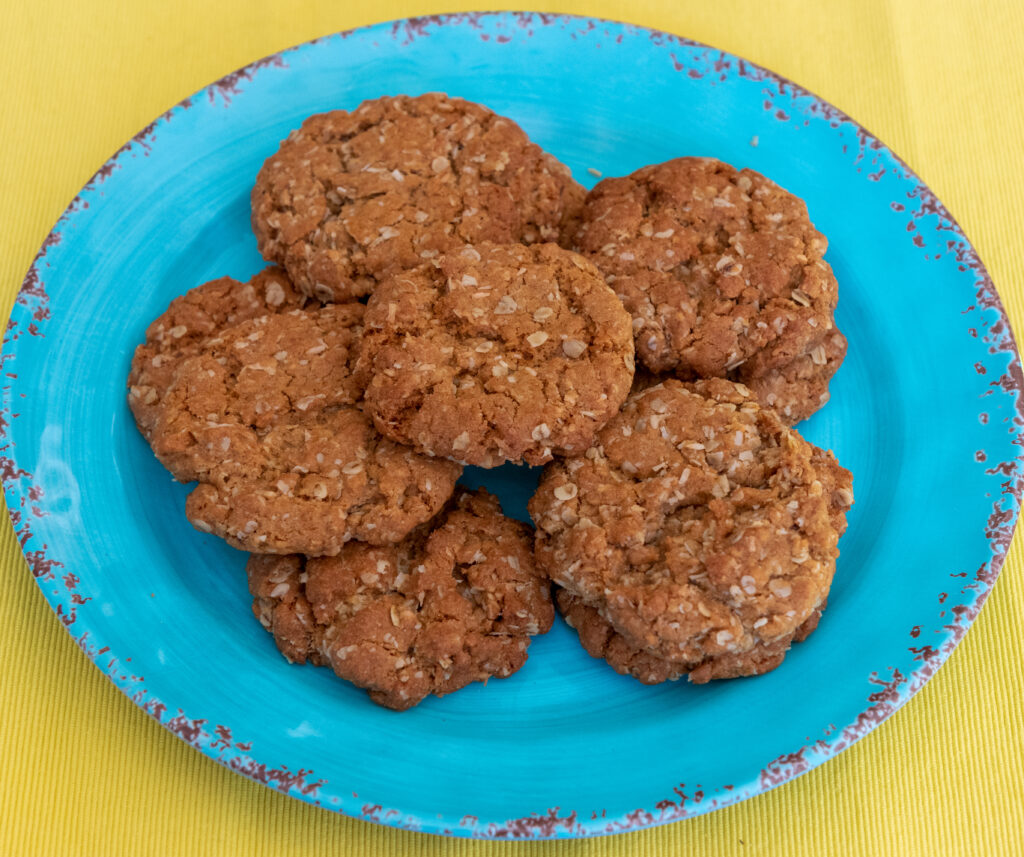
[149,304,461,554]
[529,378,852,674]
[357,242,635,468]
[251,93,585,302]
[127,267,309,438]
[569,157,844,423]
[248,489,554,710]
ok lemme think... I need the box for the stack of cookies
[570,157,847,424]
[128,93,853,710]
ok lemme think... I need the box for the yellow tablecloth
[2,2,1022,854]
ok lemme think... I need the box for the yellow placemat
[2,2,1022,855]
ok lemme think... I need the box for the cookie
[357,242,635,468]
[557,589,824,684]
[745,328,848,424]
[247,488,554,710]
[127,267,308,438]
[149,304,461,553]
[252,93,585,302]
[569,157,844,423]
[529,378,852,672]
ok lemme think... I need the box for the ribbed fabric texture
[2,2,1022,855]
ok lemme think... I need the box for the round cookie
[127,267,309,439]
[569,157,844,423]
[529,378,852,671]
[252,93,585,302]
[357,242,635,468]
[150,304,461,554]
[557,589,824,685]
[247,488,555,710]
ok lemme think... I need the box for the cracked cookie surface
[358,242,635,467]
[127,267,309,439]
[248,488,554,710]
[252,93,585,302]
[569,157,844,423]
[529,378,852,672]
[149,303,461,554]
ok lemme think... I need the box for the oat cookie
[248,489,554,710]
[357,242,635,468]
[569,157,844,423]
[530,378,852,673]
[557,589,824,684]
[252,93,585,302]
[127,267,308,439]
[745,328,848,424]
[150,304,461,553]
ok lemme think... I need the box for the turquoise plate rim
[4,12,1022,839]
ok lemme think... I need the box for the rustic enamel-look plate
[4,12,1021,839]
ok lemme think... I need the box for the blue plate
[4,12,1022,839]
